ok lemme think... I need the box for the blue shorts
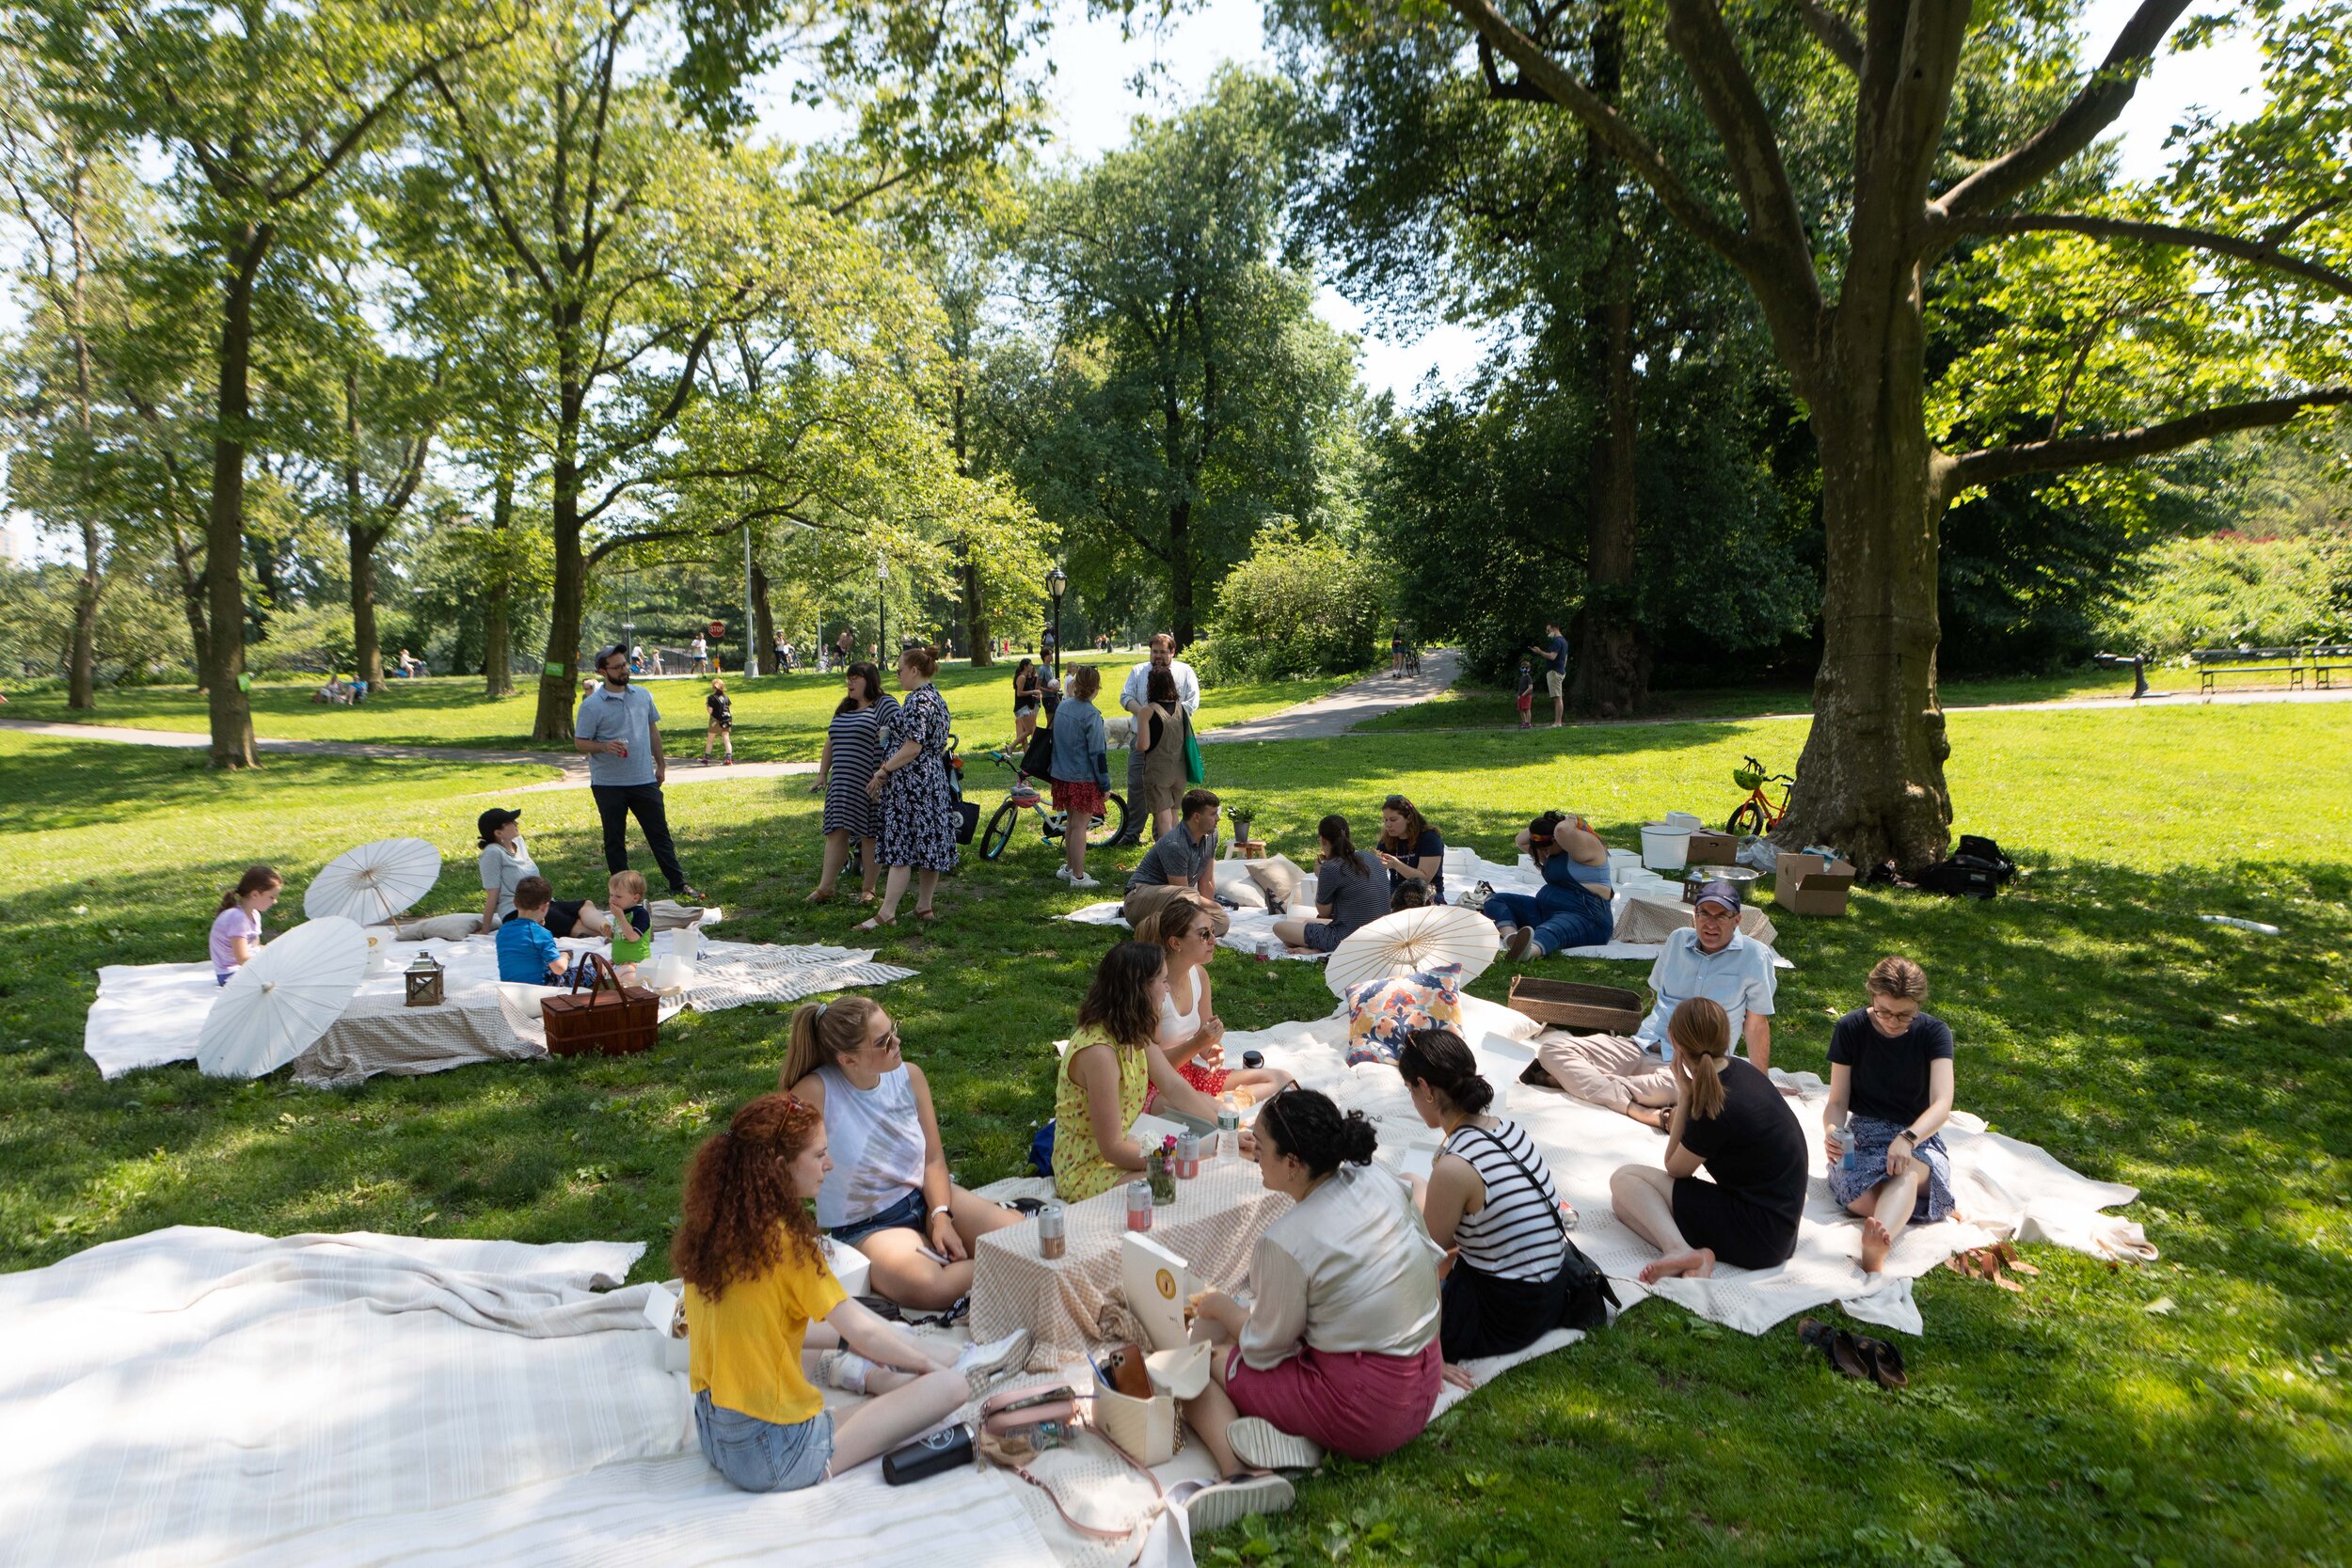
[695,1390,833,1493]
[828,1186,927,1247]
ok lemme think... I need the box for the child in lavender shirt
[210,866,283,985]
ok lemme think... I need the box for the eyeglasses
[1865,1002,1915,1025]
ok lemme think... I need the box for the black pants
[1440,1258,1568,1362]
[591,782,687,893]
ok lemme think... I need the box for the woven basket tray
[1506,975,1644,1036]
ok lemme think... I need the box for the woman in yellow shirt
[1053,942,1222,1201]
[671,1093,1027,1490]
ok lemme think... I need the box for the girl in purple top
[210,865,282,985]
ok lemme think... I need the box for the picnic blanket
[0,1227,1054,1568]
[83,933,913,1083]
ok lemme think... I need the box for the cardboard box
[1774,853,1857,916]
[1684,831,1738,865]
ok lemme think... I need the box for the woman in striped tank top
[1397,1028,1579,1364]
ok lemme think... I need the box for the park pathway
[1199,646,1464,743]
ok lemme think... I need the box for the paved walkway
[1199,647,1464,743]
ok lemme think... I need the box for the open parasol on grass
[196,916,369,1079]
[1324,905,1501,998]
[305,837,442,926]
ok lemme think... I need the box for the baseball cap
[477,806,522,840]
[1692,879,1742,914]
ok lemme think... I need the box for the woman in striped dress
[1396,1028,1576,1367]
[807,662,891,903]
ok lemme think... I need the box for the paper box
[818,1233,872,1299]
[1121,1233,1193,1352]
[1684,831,1738,866]
[1774,853,1857,916]
[643,1280,690,1372]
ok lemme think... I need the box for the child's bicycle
[1725,754,1794,835]
[977,749,1129,861]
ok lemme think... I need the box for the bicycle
[977,749,1129,861]
[1725,754,1794,835]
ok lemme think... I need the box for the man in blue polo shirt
[575,644,702,902]
[1529,879,1776,1127]
[1527,620,1570,729]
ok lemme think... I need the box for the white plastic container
[1664,811,1703,831]
[1640,822,1691,870]
[1606,849,1643,884]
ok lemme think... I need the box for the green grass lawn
[2,702,2345,1563]
[0,659,1352,761]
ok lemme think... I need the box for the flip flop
[1853,1334,1909,1390]
[1796,1317,1871,1382]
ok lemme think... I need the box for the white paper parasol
[196,916,370,1079]
[1325,905,1501,998]
[305,837,442,926]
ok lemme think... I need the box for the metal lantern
[403,950,446,1007]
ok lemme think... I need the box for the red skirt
[1145,1055,1229,1115]
[1226,1339,1441,1461]
[1051,779,1105,817]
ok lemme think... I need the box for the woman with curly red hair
[671,1093,1026,1491]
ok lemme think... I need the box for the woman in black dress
[1011,657,1043,748]
[806,662,890,903]
[856,646,957,929]
[1607,997,1805,1279]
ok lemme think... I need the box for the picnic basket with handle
[542,953,660,1056]
[1506,975,1645,1036]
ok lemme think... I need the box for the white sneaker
[955,1328,1032,1391]
[1227,1417,1324,1471]
[1185,1472,1295,1533]
[819,1349,873,1395]
[1068,874,1100,889]
[1054,864,1072,881]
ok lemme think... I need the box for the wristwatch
[1897,1129,1921,1146]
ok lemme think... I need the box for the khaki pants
[1534,1033,1674,1113]
[1121,882,1231,939]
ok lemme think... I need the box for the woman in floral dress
[856,645,957,928]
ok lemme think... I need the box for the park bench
[2186,645,2352,698]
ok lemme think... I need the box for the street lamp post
[1047,565,1068,683]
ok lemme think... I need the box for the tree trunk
[751,558,777,673]
[348,524,384,687]
[204,232,267,769]
[483,464,514,695]
[532,355,586,741]
[68,518,102,709]
[168,526,211,687]
[1168,497,1195,648]
[1778,284,1951,869]
[961,545,992,667]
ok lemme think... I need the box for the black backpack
[1915,833,2017,899]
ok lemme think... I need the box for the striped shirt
[1442,1117,1567,1282]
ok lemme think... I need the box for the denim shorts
[694,1389,834,1493]
[829,1186,927,1247]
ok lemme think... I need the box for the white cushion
[398,913,485,942]
[1212,862,1268,911]
[1245,855,1308,903]
[1458,992,1543,1042]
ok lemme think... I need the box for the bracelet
[930,1206,951,1218]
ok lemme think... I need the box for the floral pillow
[1344,963,1465,1066]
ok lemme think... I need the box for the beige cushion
[1212,862,1268,911]
[1613,895,1779,950]
[395,913,486,942]
[1242,854,1308,904]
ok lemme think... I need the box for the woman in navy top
[1486,811,1613,959]
[1375,795,1446,905]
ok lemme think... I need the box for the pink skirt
[1225,1339,1441,1460]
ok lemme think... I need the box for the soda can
[1124,1180,1153,1232]
[1174,1132,1200,1179]
[1038,1203,1066,1260]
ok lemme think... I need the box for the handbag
[1181,715,1205,785]
[975,1383,1163,1545]
[1464,1126,1619,1331]
[541,953,660,1057]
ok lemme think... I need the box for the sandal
[852,917,896,932]
[804,889,836,905]
[914,907,938,922]
[1796,1317,1871,1382]
[1852,1334,1909,1390]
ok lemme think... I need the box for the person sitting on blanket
[1270,815,1388,955]
[476,806,610,938]
[1121,787,1230,941]
[1051,941,1223,1202]
[1375,794,1446,904]
[1184,1086,1445,1477]
[1134,893,1292,1110]
[495,878,575,984]
[672,1092,1029,1494]
[1525,878,1776,1129]
[781,996,1023,1311]
[606,869,652,982]
[1607,998,1806,1280]
[1824,956,1958,1274]
[209,864,282,985]
[1486,809,1613,961]
[1396,1028,1578,1368]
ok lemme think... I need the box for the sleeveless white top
[813,1064,929,1228]
[1157,973,1203,1049]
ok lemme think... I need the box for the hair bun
[1338,1109,1378,1165]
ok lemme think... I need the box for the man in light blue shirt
[1108,633,1200,845]
[1530,880,1776,1127]
[574,644,701,900]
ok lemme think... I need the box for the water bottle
[1833,1123,1855,1172]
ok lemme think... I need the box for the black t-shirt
[706,691,731,725]
[1827,1008,1955,1125]
[1384,827,1446,902]
[1678,1058,1806,1228]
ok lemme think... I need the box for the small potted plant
[1225,800,1256,853]
[1147,1135,1178,1204]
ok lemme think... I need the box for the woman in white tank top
[1140,893,1292,1106]
[782,996,1021,1310]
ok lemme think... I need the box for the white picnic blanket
[0,1227,1055,1568]
[1061,898,1314,960]
[83,935,913,1083]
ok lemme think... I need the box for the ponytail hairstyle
[1134,891,1216,953]
[1395,1028,1494,1116]
[1668,997,1733,1120]
[898,644,941,679]
[1075,941,1166,1050]
[218,864,283,912]
[1318,814,1369,878]
[1255,1086,1378,1178]
[1012,657,1035,691]
[670,1092,825,1299]
[1069,664,1102,701]
[1526,811,1567,861]
[1867,956,1929,1003]
[781,995,885,1087]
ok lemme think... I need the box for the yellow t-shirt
[1053,1022,1150,1203]
[683,1231,847,1426]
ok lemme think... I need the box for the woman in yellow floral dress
[1053,942,1224,1201]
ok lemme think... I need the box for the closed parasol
[196,916,370,1078]
[1324,905,1501,998]
[305,837,442,926]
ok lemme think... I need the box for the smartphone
[916,1244,951,1265]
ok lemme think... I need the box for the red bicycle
[1725,754,1794,835]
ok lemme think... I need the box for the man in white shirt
[1111,633,1200,844]
[689,634,707,674]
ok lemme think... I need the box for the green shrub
[1194,523,1388,682]
[2097,531,2352,656]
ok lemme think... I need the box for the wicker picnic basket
[1505,976,1644,1036]
[542,954,660,1057]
